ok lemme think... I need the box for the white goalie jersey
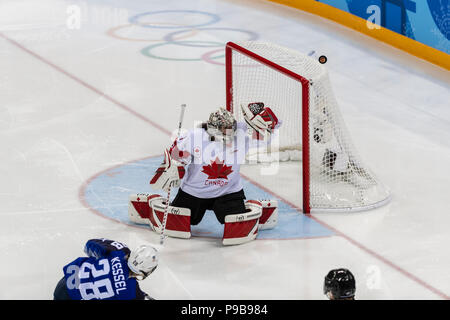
[168,121,274,199]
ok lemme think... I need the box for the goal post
[226,41,312,212]
[225,41,391,213]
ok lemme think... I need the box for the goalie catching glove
[241,102,279,140]
[150,148,185,192]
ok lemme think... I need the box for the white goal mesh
[226,41,390,212]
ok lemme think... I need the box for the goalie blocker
[128,195,278,245]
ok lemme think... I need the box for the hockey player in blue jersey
[53,238,158,300]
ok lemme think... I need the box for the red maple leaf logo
[201,157,233,179]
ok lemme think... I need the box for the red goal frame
[225,41,312,213]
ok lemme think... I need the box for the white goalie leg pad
[258,200,278,230]
[128,194,161,225]
[149,197,191,239]
[222,200,262,246]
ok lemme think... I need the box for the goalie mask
[128,245,159,280]
[206,107,237,143]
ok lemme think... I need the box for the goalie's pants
[171,188,246,225]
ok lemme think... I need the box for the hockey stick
[159,103,186,246]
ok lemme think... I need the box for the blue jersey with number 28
[63,250,137,300]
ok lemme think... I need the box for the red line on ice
[0,32,171,136]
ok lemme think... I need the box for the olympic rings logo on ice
[106,10,259,65]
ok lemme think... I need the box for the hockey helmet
[206,107,237,142]
[128,245,159,280]
[323,268,356,300]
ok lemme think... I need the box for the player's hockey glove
[150,148,185,192]
[241,102,279,140]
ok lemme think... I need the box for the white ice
[0,0,449,300]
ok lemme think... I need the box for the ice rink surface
[0,0,449,300]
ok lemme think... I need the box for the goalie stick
[159,103,187,246]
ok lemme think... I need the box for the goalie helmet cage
[225,41,391,213]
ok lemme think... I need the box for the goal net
[226,41,391,213]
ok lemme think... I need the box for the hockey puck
[319,55,327,64]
